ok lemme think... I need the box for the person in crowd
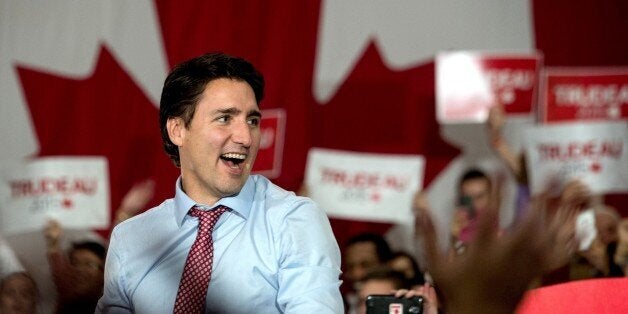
[594,204,621,246]
[415,183,581,313]
[343,233,394,287]
[357,267,408,314]
[449,168,499,256]
[388,251,425,288]
[112,179,156,227]
[357,267,438,314]
[486,104,536,226]
[569,203,624,280]
[487,103,625,283]
[342,232,393,313]
[615,218,628,275]
[44,220,105,313]
[97,52,342,313]
[528,179,625,284]
[393,284,439,314]
[485,104,526,185]
[590,204,622,277]
[0,236,24,281]
[0,272,38,314]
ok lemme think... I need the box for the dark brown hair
[159,52,265,167]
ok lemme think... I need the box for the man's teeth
[222,153,246,160]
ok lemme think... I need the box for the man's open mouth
[220,153,246,168]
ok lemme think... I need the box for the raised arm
[486,104,526,184]
[416,189,577,314]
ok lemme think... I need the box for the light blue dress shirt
[96,175,343,313]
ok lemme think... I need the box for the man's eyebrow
[211,108,261,118]
[248,110,262,118]
[212,108,240,115]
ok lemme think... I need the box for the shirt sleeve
[95,230,133,313]
[275,199,344,313]
[0,236,24,279]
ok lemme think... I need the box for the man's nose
[232,119,252,147]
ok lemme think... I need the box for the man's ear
[167,117,185,146]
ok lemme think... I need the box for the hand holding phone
[365,295,423,314]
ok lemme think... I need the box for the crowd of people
[335,104,627,313]
[0,52,626,314]
[0,180,155,313]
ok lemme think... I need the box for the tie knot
[189,206,228,233]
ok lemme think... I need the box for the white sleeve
[275,200,343,313]
[95,230,133,313]
[0,236,25,279]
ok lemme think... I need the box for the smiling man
[97,53,343,313]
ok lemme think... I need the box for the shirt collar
[174,176,255,227]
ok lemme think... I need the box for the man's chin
[218,178,248,197]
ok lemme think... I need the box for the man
[97,52,342,313]
[458,169,492,213]
[0,272,38,314]
[356,268,408,314]
[45,220,105,313]
[388,251,425,288]
[343,233,393,287]
[342,233,392,314]
[450,169,494,254]
[357,267,437,314]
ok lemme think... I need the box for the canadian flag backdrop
[1,0,627,268]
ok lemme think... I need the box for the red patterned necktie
[173,205,227,314]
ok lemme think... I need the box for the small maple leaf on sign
[590,162,602,173]
[17,46,180,237]
[370,191,381,203]
[61,198,73,209]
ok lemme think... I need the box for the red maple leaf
[154,3,461,218]
[10,1,627,273]
[320,43,460,242]
[370,191,381,203]
[590,162,602,173]
[18,5,458,244]
[61,198,73,209]
[18,47,179,237]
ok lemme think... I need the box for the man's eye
[248,118,260,127]
[217,115,230,123]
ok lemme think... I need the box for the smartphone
[458,195,476,218]
[365,295,423,314]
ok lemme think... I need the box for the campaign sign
[540,67,628,123]
[252,108,286,179]
[436,51,542,123]
[524,122,628,194]
[0,157,110,235]
[305,148,424,223]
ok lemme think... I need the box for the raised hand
[393,282,439,314]
[416,192,576,314]
[44,219,63,252]
[114,179,155,225]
